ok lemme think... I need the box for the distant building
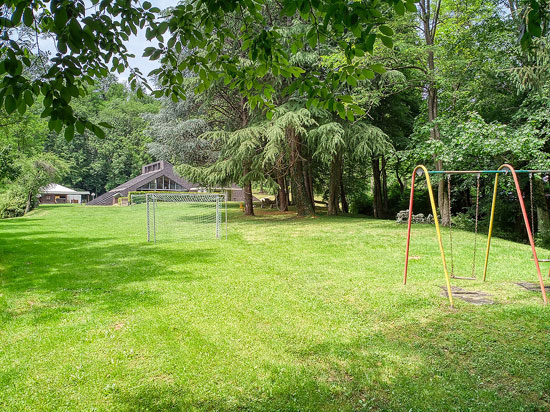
[87,160,256,206]
[39,184,90,204]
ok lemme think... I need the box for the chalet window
[137,176,183,191]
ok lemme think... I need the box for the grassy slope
[1,204,549,411]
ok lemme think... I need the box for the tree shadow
[0,225,216,323]
[108,305,550,411]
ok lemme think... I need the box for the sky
[121,0,175,82]
[38,0,177,84]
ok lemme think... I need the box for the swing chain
[471,173,480,278]
[529,172,535,238]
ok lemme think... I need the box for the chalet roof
[87,161,196,205]
[87,160,256,206]
[40,183,90,195]
[107,161,196,193]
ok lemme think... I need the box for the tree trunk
[372,157,384,218]
[24,191,33,214]
[277,175,288,211]
[287,126,314,216]
[328,153,342,215]
[303,160,315,211]
[420,0,449,226]
[437,163,450,226]
[240,98,254,216]
[243,166,254,216]
[381,155,389,214]
[396,159,405,195]
[339,164,349,214]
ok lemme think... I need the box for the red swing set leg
[483,164,547,304]
[405,164,548,306]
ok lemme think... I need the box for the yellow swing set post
[403,165,454,307]
[405,163,549,306]
[482,164,547,304]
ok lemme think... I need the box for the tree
[0,0,422,139]
[145,98,214,167]
[267,107,317,216]
[8,153,68,215]
[181,122,265,216]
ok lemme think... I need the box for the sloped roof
[40,183,90,195]
[87,160,256,205]
[108,165,196,193]
[88,161,196,205]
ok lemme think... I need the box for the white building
[39,184,90,204]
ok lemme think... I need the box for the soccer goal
[146,193,227,242]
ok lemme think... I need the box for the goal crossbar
[146,192,227,242]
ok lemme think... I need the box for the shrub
[350,193,373,215]
[0,187,27,218]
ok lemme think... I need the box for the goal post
[146,193,227,242]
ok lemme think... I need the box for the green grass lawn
[1,204,550,411]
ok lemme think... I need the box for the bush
[350,193,373,215]
[349,185,433,218]
[0,188,27,218]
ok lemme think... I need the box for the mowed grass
[1,204,550,411]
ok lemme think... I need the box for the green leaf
[365,34,376,53]
[65,125,75,140]
[347,75,357,87]
[69,18,81,40]
[394,1,405,15]
[379,35,393,49]
[371,63,386,74]
[379,25,393,36]
[351,25,362,38]
[282,2,296,17]
[75,120,85,134]
[308,33,317,49]
[23,8,33,27]
[143,1,152,10]
[92,125,106,139]
[18,102,26,115]
[158,22,168,35]
[54,8,68,29]
[405,1,417,12]
[353,46,364,57]
[11,5,24,25]
[528,22,542,38]
[4,95,16,114]
[24,90,33,106]
[143,47,155,57]
[362,69,375,79]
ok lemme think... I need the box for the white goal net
[146,193,227,242]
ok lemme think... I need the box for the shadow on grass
[0,223,216,322]
[108,304,550,412]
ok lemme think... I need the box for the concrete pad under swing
[515,282,550,292]
[439,286,495,305]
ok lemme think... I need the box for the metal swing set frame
[404,164,550,307]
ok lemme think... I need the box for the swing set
[404,164,550,307]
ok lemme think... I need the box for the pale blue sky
[38,0,178,84]
[122,0,176,82]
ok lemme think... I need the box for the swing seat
[451,275,477,280]
[536,259,550,262]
